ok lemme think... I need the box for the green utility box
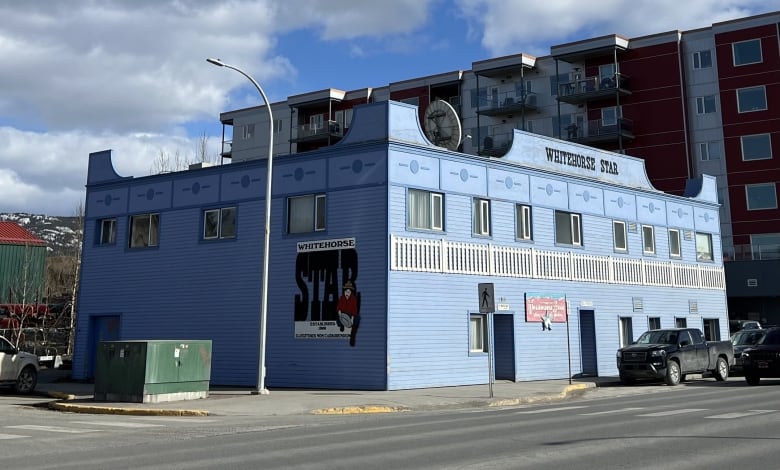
[94,340,212,403]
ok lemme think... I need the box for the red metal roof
[0,222,46,246]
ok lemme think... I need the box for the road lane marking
[130,417,217,423]
[0,433,26,440]
[637,409,707,417]
[6,425,98,434]
[579,407,645,416]
[514,406,588,414]
[705,410,777,419]
[70,421,165,428]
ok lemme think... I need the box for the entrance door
[579,309,598,376]
[493,314,516,381]
[87,315,120,379]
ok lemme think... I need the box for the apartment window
[602,107,620,126]
[287,194,326,234]
[99,218,117,245]
[619,317,634,348]
[470,88,487,108]
[642,225,655,255]
[648,317,661,331]
[733,38,762,66]
[741,134,772,161]
[751,233,780,260]
[702,318,721,341]
[473,198,491,236]
[242,124,254,140]
[693,50,712,69]
[309,114,324,130]
[599,64,616,87]
[408,189,443,231]
[273,119,283,133]
[555,211,581,246]
[515,204,532,240]
[676,317,688,328]
[737,86,767,113]
[696,232,713,261]
[345,109,354,127]
[746,183,778,210]
[613,220,627,251]
[469,314,488,353]
[699,141,722,161]
[696,95,716,114]
[129,213,159,248]
[550,73,567,96]
[203,207,236,240]
[669,229,682,258]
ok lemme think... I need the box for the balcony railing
[478,131,513,157]
[564,117,634,144]
[557,73,631,104]
[476,91,538,117]
[291,120,344,143]
[723,243,780,261]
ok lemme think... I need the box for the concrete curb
[489,382,592,408]
[311,405,410,415]
[48,401,210,416]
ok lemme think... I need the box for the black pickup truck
[616,328,734,386]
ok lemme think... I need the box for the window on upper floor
[737,86,767,113]
[648,317,661,331]
[746,183,778,211]
[99,218,117,245]
[288,194,326,234]
[642,225,656,255]
[599,64,617,88]
[555,210,581,246]
[676,317,688,328]
[273,119,283,134]
[750,233,780,260]
[129,213,159,248]
[408,189,443,231]
[601,106,621,126]
[242,124,254,140]
[473,198,491,236]
[696,232,713,261]
[696,95,716,114]
[613,220,627,252]
[699,141,722,161]
[469,313,488,353]
[669,228,682,258]
[204,207,236,240]
[515,204,533,241]
[693,50,712,69]
[741,134,772,161]
[309,114,324,130]
[733,38,762,66]
[550,73,567,96]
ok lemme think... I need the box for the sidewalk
[35,369,621,417]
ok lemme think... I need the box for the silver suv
[0,335,39,394]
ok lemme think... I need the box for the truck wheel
[745,373,760,386]
[15,366,37,394]
[713,357,729,381]
[665,361,681,386]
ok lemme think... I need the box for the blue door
[87,315,120,379]
[579,310,598,376]
[493,313,516,380]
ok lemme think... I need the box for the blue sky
[0,0,777,215]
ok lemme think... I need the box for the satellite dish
[423,99,462,151]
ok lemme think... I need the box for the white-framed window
[601,106,620,126]
[242,124,254,140]
[469,314,488,353]
[473,198,491,236]
[737,86,767,113]
[642,225,655,255]
[733,38,762,66]
[613,220,627,251]
[619,317,634,348]
[99,218,117,245]
[203,207,236,240]
[599,63,616,88]
[648,317,661,330]
[696,232,713,261]
[273,119,283,134]
[515,204,532,240]
[555,211,581,246]
[309,114,324,130]
[129,213,159,248]
[746,183,778,210]
[287,194,326,234]
[408,189,443,231]
[669,228,682,258]
[696,95,716,114]
[741,134,772,161]
[693,50,712,69]
[699,141,722,161]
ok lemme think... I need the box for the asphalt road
[3,377,780,469]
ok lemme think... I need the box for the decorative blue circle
[617,197,624,208]
[352,159,363,173]
[410,160,419,174]
[192,182,201,195]
[504,176,513,189]
[545,184,554,196]
[104,194,112,206]
[460,169,469,182]
[241,175,250,188]
[294,168,304,181]
[583,191,590,202]
[146,188,155,200]
[648,202,655,213]
[677,208,683,218]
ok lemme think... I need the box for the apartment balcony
[724,243,780,262]
[219,139,232,159]
[290,120,344,143]
[476,92,538,117]
[557,73,631,105]
[477,131,513,157]
[565,117,634,145]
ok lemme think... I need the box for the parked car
[616,328,734,386]
[730,329,766,374]
[729,320,762,334]
[743,327,780,386]
[0,335,39,394]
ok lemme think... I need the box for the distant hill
[0,213,82,257]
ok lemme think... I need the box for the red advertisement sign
[525,293,567,323]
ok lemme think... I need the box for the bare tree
[149,132,218,175]
[66,203,84,358]
[4,243,43,349]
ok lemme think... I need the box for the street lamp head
[206,58,225,67]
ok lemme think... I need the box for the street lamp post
[207,58,272,395]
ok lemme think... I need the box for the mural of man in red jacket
[337,280,360,347]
